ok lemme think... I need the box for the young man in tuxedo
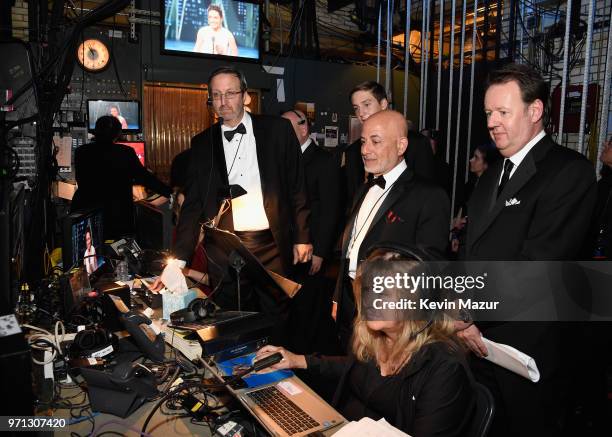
[154,67,312,322]
[342,81,436,211]
[333,110,450,350]
[457,63,597,436]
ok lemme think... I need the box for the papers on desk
[482,337,540,382]
[332,417,411,437]
[160,323,202,361]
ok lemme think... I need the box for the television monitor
[87,99,141,133]
[134,201,173,251]
[62,209,106,276]
[162,0,261,62]
[119,141,146,166]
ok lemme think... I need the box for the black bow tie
[224,123,246,141]
[367,175,386,189]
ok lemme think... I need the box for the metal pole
[558,0,573,143]
[445,0,456,162]
[578,0,595,154]
[596,3,612,174]
[403,0,412,117]
[451,0,467,221]
[466,0,478,183]
[436,0,444,130]
[419,0,426,126]
[377,3,382,83]
[386,0,393,103]
[419,0,431,129]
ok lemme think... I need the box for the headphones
[362,242,446,336]
[365,241,437,262]
[71,327,114,357]
[291,110,307,126]
[206,66,248,106]
[170,298,217,324]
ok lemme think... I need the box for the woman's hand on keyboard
[255,345,307,370]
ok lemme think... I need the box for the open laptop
[204,351,346,436]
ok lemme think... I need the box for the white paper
[160,262,188,294]
[333,417,411,437]
[482,337,540,382]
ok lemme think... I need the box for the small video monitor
[162,0,261,62]
[119,141,146,166]
[63,209,106,276]
[87,99,141,133]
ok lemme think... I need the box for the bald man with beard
[333,110,450,349]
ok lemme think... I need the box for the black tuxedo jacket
[173,114,310,275]
[302,142,342,260]
[465,135,596,261]
[462,135,597,423]
[334,167,450,328]
[343,134,436,215]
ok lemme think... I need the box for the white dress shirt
[498,130,546,184]
[347,160,408,278]
[301,138,313,154]
[221,112,270,231]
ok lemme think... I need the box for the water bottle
[116,257,130,281]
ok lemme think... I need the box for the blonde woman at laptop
[256,245,476,437]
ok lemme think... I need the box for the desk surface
[52,340,343,436]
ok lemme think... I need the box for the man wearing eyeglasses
[161,66,312,326]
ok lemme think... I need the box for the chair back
[466,382,495,437]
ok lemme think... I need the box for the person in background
[282,108,341,354]
[450,143,501,253]
[256,246,475,437]
[421,128,452,195]
[342,82,435,217]
[193,4,238,56]
[72,116,172,240]
[109,105,128,129]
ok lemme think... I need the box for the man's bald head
[281,109,309,145]
[361,110,409,177]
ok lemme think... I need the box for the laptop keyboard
[246,385,320,435]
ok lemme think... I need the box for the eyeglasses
[210,90,243,101]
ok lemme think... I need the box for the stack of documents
[332,417,411,437]
[160,324,202,361]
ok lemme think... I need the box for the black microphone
[252,352,283,372]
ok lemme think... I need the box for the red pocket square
[386,210,404,223]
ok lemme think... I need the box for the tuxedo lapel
[211,124,229,187]
[341,184,369,254]
[301,142,316,167]
[251,115,269,196]
[470,137,550,244]
[364,169,412,236]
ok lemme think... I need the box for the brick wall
[11,0,28,41]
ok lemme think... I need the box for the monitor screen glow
[87,100,141,133]
[162,0,260,61]
[120,141,146,166]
